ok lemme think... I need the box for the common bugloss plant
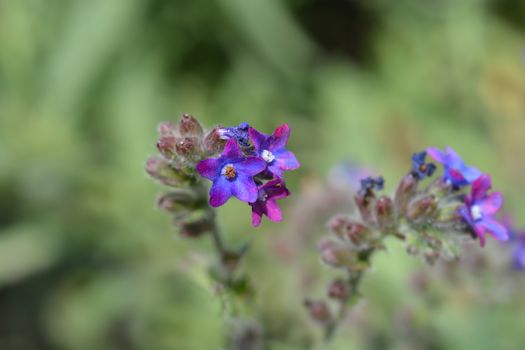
[306,147,509,341]
[145,114,299,294]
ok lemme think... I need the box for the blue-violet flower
[250,179,290,227]
[459,174,508,247]
[248,124,300,179]
[411,151,436,180]
[197,139,266,207]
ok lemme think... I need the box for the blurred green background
[1,0,525,349]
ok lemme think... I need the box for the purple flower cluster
[197,123,300,226]
[427,147,508,247]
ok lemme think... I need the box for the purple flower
[250,179,290,227]
[426,147,481,187]
[196,139,266,207]
[248,124,300,179]
[459,174,508,247]
[411,151,436,180]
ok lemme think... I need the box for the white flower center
[262,150,275,163]
[471,205,483,221]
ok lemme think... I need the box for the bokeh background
[1,0,525,349]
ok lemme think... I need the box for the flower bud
[304,300,332,324]
[318,239,354,267]
[394,173,418,216]
[145,156,185,187]
[328,279,351,300]
[328,215,370,246]
[203,127,226,156]
[375,195,395,229]
[157,190,202,212]
[354,193,374,225]
[175,137,201,158]
[156,135,177,159]
[407,195,438,222]
[178,113,204,137]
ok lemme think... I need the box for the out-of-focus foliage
[0,0,524,349]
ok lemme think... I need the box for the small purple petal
[265,199,283,222]
[274,150,300,171]
[426,147,447,163]
[477,229,487,247]
[471,174,491,201]
[248,127,268,151]
[267,124,290,151]
[459,205,474,227]
[265,184,290,200]
[222,139,242,159]
[478,192,504,216]
[459,164,482,183]
[209,178,232,207]
[236,157,267,176]
[447,169,467,186]
[479,218,509,242]
[444,147,464,167]
[252,204,264,227]
[267,164,284,179]
[231,175,258,203]
[196,158,220,180]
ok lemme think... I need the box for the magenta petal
[275,150,300,171]
[222,139,242,159]
[426,147,446,163]
[251,203,264,227]
[231,175,258,203]
[209,178,232,207]
[268,124,290,151]
[479,218,509,242]
[479,192,503,216]
[196,158,220,180]
[248,127,268,151]
[236,157,267,176]
[265,199,282,222]
[471,174,491,201]
[447,169,466,184]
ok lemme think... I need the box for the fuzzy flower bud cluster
[145,114,226,237]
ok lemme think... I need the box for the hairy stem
[323,248,375,342]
